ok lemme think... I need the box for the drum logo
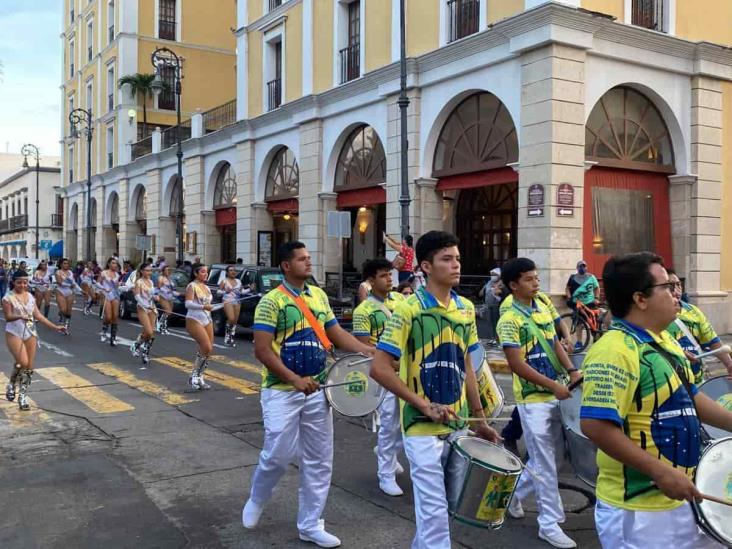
[726,472,732,501]
[717,393,732,412]
[476,474,519,522]
[345,371,367,397]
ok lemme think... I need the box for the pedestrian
[0,260,9,297]
[185,264,215,390]
[31,261,52,318]
[3,270,65,410]
[241,241,372,547]
[564,259,600,310]
[130,263,159,364]
[396,280,413,296]
[156,265,177,335]
[99,257,122,346]
[54,258,80,333]
[218,265,251,347]
[80,261,98,315]
[477,267,503,345]
[384,232,415,283]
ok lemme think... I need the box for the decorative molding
[415,177,438,189]
[507,162,520,173]
[584,160,598,171]
[317,192,337,200]
[668,174,698,186]
[249,0,302,33]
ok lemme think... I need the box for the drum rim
[452,435,523,474]
[324,353,384,417]
[692,436,732,545]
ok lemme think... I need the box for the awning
[336,186,386,208]
[266,198,299,213]
[215,207,236,226]
[0,240,26,247]
[49,240,63,258]
[436,167,518,191]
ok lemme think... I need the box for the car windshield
[260,272,284,292]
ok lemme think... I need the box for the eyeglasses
[643,281,678,293]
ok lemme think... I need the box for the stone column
[234,140,257,263]
[117,178,135,261]
[250,203,274,266]
[298,119,327,281]
[413,178,444,235]
[200,211,219,264]
[668,174,695,277]
[183,155,205,262]
[145,169,163,264]
[518,44,586,294]
[94,186,105,261]
[318,191,339,279]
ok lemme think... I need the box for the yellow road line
[152,356,260,395]
[209,355,262,376]
[86,362,197,406]
[36,367,135,414]
[0,372,52,426]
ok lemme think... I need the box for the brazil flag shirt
[580,319,701,511]
[352,292,406,346]
[376,286,480,437]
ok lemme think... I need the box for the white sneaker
[507,496,524,519]
[241,499,263,529]
[538,528,577,548]
[378,478,403,497]
[299,529,341,548]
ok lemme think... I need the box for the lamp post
[398,0,411,240]
[21,144,40,259]
[151,46,184,263]
[69,108,94,261]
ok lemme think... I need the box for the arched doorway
[169,177,185,259]
[432,92,519,274]
[68,203,79,261]
[213,163,237,263]
[334,125,387,275]
[584,86,674,275]
[265,147,299,266]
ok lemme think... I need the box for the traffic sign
[39,240,53,250]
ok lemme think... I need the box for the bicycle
[559,300,611,354]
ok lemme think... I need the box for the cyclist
[564,260,600,310]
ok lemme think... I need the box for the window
[68,96,75,134]
[335,125,386,191]
[448,0,479,43]
[24,197,28,217]
[69,41,75,77]
[268,0,283,12]
[339,1,360,83]
[107,1,115,43]
[86,82,93,112]
[213,163,237,208]
[159,0,176,41]
[158,65,176,110]
[266,40,282,111]
[265,147,299,200]
[68,147,74,183]
[87,20,93,61]
[106,125,114,169]
[107,66,114,112]
[631,0,666,32]
[70,1,75,24]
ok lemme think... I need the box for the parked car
[205,264,353,336]
[118,268,188,321]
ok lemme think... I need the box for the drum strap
[524,313,568,382]
[276,285,333,354]
[367,294,393,319]
[674,318,702,354]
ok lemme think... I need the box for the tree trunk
[142,94,148,139]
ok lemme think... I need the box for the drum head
[469,344,486,374]
[698,376,732,439]
[559,388,583,433]
[323,354,384,417]
[694,438,732,545]
[454,436,523,474]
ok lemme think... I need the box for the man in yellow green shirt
[580,252,732,548]
[370,230,500,549]
[352,258,406,497]
[242,241,372,548]
[497,258,581,549]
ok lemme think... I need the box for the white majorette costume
[219,277,248,347]
[156,276,177,334]
[185,281,213,389]
[55,270,78,331]
[80,268,95,315]
[30,271,52,317]
[99,271,121,345]
[3,292,37,410]
[130,278,157,364]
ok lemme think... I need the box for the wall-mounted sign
[257,230,273,267]
[527,183,545,217]
[557,183,575,217]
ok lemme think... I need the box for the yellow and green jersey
[665,301,720,384]
[352,291,406,346]
[252,281,337,390]
[376,286,480,437]
[500,291,560,322]
[581,319,701,511]
[496,296,565,404]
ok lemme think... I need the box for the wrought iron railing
[159,19,176,40]
[51,214,63,228]
[0,215,29,234]
[631,0,665,31]
[203,100,237,133]
[447,0,479,43]
[161,122,192,150]
[267,78,282,111]
[339,43,360,84]
[131,136,152,160]
[269,0,283,11]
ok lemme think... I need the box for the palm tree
[118,73,156,139]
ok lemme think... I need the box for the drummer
[370,230,501,549]
[665,269,732,382]
[497,257,581,549]
[580,252,732,548]
[351,258,406,497]
[241,241,372,548]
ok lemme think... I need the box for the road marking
[209,355,262,376]
[38,340,74,357]
[86,362,198,406]
[36,367,135,414]
[152,356,260,395]
[0,372,53,426]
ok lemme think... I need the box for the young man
[370,230,500,549]
[497,258,581,549]
[242,241,373,548]
[666,269,732,382]
[564,259,600,310]
[352,258,406,496]
[581,252,732,548]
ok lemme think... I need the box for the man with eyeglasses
[664,269,732,383]
[580,252,732,548]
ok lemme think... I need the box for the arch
[105,191,119,225]
[333,125,386,192]
[168,176,184,216]
[212,162,238,209]
[89,198,98,228]
[265,146,299,201]
[69,202,79,230]
[128,183,146,217]
[585,86,674,173]
[134,187,148,222]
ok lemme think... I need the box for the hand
[419,400,459,423]
[475,422,502,444]
[55,324,67,334]
[292,376,319,395]
[652,465,701,502]
[203,304,214,312]
[362,347,376,357]
[569,370,583,386]
[684,351,699,363]
[560,338,571,354]
[552,382,571,401]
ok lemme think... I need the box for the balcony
[202,100,236,134]
[267,78,282,111]
[447,0,479,43]
[162,121,192,150]
[339,43,360,84]
[51,213,63,228]
[269,0,283,11]
[108,25,114,43]
[159,19,176,41]
[131,136,152,161]
[108,93,114,112]
[632,0,665,32]
[0,215,29,234]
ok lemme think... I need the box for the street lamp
[151,46,184,263]
[21,143,40,259]
[69,107,94,261]
[398,0,411,240]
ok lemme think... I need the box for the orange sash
[276,284,333,353]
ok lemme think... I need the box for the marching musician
[580,252,732,548]
[352,258,407,497]
[370,231,500,549]
[242,241,371,548]
[498,257,580,549]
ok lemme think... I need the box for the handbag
[392,254,406,270]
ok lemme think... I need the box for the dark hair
[278,241,307,267]
[105,256,118,269]
[192,263,208,279]
[60,258,69,268]
[501,258,537,290]
[11,270,29,283]
[415,231,459,265]
[397,281,414,294]
[137,262,152,276]
[226,264,237,274]
[404,234,414,247]
[362,258,394,280]
[666,268,677,277]
[602,252,665,318]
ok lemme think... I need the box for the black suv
[206,264,353,336]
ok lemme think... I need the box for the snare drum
[693,438,732,546]
[323,354,385,417]
[559,386,598,487]
[469,345,505,419]
[698,376,732,439]
[445,436,523,529]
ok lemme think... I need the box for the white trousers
[248,388,334,534]
[403,430,467,549]
[376,392,403,482]
[595,500,723,549]
[515,400,566,534]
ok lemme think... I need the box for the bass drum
[469,344,504,419]
[697,376,732,439]
[693,438,732,546]
[558,386,598,488]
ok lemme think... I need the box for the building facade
[63,0,732,331]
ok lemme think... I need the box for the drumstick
[321,380,367,389]
[416,416,512,423]
[700,492,732,508]
[349,357,373,367]
[567,377,584,391]
[694,345,732,361]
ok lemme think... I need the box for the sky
[0,1,61,159]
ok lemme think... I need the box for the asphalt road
[0,299,601,549]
